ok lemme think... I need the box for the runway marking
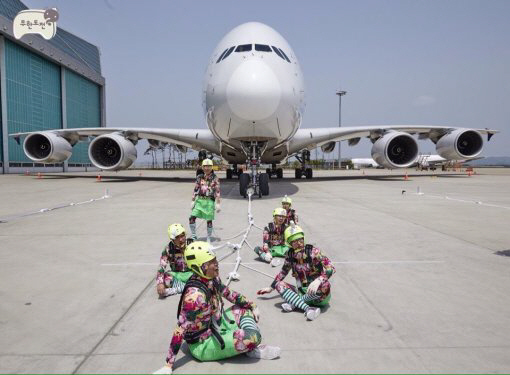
[101,260,444,266]
[416,193,510,210]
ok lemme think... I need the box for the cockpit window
[216,48,228,63]
[278,48,291,63]
[221,46,235,61]
[235,44,252,52]
[255,44,272,52]
[272,46,284,60]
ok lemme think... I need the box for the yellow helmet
[284,224,304,246]
[202,158,213,166]
[273,207,287,217]
[167,223,186,241]
[185,241,216,279]
[282,195,292,205]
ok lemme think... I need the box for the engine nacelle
[23,132,72,163]
[321,141,336,153]
[436,129,483,160]
[88,133,137,171]
[371,132,418,169]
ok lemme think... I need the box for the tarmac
[1,167,509,374]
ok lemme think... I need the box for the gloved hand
[257,287,273,295]
[190,200,195,209]
[307,277,322,296]
[216,202,221,213]
[153,364,172,374]
[252,306,260,322]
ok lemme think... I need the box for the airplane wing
[9,127,221,171]
[10,127,220,154]
[288,125,498,169]
[289,125,497,154]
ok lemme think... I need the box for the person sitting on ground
[257,224,335,321]
[281,195,298,225]
[156,224,194,298]
[254,208,289,267]
[154,241,280,374]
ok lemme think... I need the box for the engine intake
[88,133,137,171]
[371,132,418,169]
[23,132,72,163]
[436,129,483,160]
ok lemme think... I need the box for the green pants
[188,308,258,361]
[270,245,290,258]
[169,271,193,284]
[191,197,215,220]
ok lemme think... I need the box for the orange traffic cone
[37,172,42,179]
[96,174,102,182]
[404,172,409,181]
[468,170,472,177]
[138,172,143,177]
[25,170,29,176]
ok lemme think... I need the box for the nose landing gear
[239,141,269,198]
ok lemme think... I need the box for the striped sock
[189,223,197,239]
[171,278,186,294]
[240,315,259,332]
[303,291,321,303]
[281,288,310,312]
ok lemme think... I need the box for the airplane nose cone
[226,60,281,121]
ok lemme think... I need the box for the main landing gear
[294,150,313,179]
[266,163,283,179]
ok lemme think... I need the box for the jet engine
[371,132,418,169]
[321,141,336,153]
[88,133,137,171]
[23,132,72,163]
[436,129,483,160]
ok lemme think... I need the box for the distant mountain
[465,157,510,166]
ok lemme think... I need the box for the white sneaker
[281,303,295,312]
[246,344,281,360]
[305,307,321,321]
[153,365,172,374]
[270,258,281,267]
[164,288,178,297]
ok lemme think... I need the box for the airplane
[11,22,498,197]
[351,154,484,170]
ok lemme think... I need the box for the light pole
[336,90,347,169]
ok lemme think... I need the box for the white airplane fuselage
[203,22,305,163]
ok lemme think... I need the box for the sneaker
[305,307,321,321]
[270,258,281,267]
[246,344,281,360]
[164,288,178,297]
[281,303,295,312]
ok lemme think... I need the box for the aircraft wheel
[305,168,313,179]
[239,173,250,198]
[295,168,302,179]
[259,173,270,196]
[276,168,283,179]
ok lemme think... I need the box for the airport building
[0,0,105,174]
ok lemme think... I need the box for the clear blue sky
[25,0,510,160]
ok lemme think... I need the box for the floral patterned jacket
[270,244,335,290]
[165,275,256,365]
[156,240,192,286]
[285,208,298,225]
[192,172,220,201]
[261,222,287,252]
